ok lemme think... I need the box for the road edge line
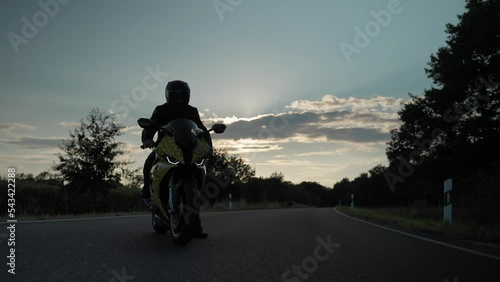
[333,207,500,261]
[0,214,149,224]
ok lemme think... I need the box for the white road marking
[0,214,149,224]
[333,207,500,261]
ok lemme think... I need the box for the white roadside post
[351,193,354,208]
[229,193,232,210]
[444,179,452,224]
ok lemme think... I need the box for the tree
[389,1,500,167]
[35,171,63,186]
[54,108,127,195]
[385,0,500,211]
[119,166,142,190]
[425,0,500,165]
[269,171,285,182]
[389,0,499,159]
[209,148,255,185]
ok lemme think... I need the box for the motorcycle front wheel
[152,212,168,234]
[169,180,199,246]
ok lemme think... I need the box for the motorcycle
[137,117,226,245]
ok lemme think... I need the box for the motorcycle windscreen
[164,119,199,148]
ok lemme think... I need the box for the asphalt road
[1,208,499,282]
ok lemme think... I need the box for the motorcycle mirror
[211,124,226,134]
[137,118,159,129]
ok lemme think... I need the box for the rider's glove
[143,139,155,148]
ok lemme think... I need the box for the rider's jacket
[141,103,209,145]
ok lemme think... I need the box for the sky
[0,0,467,187]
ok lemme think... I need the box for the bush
[0,178,146,217]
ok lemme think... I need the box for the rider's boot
[192,216,208,238]
[142,185,153,210]
[193,227,208,239]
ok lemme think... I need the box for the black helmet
[165,80,190,105]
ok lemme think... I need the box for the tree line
[0,108,335,216]
[329,0,500,225]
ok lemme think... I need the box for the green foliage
[225,172,334,207]
[330,165,396,207]
[0,108,150,217]
[338,206,500,243]
[387,0,500,179]
[209,148,256,184]
[118,166,143,190]
[332,1,500,229]
[54,108,128,194]
[0,177,145,217]
[99,187,143,213]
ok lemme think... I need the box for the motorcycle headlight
[195,158,206,167]
[164,155,180,165]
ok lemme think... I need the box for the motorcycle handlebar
[141,129,214,149]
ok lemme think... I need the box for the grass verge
[0,211,151,221]
[337,206,500,244]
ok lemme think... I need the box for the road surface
[1,208,499,281]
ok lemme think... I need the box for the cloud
[215,139,284,154]
[0,137,63,149]
[123,125,141,132]
[0,148,60,163]
[258,159,315,166]
[293,148,350,157]
[218,112,392,143]
[203,95,402,145]
[59,121,79,128]
[121,142,147,154]
[202,94,405,156]
[123,125,142,136]
[287,94,406,113]
[0,123,35,131]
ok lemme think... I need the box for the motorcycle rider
[141,80,211,238]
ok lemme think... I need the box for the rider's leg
[142,152,156,199]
